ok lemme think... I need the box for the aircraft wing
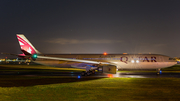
[36,55,117,74]
[37,55,111,65]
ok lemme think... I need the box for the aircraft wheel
[92,70,95,74]
[89,71,93,75]
[87,72,91,76]
[156,69,161,75]
[81,71,85,76]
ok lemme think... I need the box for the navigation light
[33,54,37,58]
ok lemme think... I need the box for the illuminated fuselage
[16,34,177,70]
[35,54,177,69]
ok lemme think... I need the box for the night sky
[1,0,180,58]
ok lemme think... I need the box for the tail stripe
[18,37,28,44]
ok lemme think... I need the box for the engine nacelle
[98,65,117,74]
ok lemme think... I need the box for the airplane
[5,34,178,75]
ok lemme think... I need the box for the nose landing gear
[157,69,162,75]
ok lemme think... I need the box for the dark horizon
[1,0,180,58]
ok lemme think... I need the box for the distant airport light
[136,60,139,63]
[103,52,107,55]
[131,60,135,63]
[78,75,81,79]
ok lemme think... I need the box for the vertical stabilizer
[16,34,40,55]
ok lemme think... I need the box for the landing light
[136,60,139,63]
[131,60,135,63]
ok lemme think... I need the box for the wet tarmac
[113,72,180,78]
[0,71,180,78]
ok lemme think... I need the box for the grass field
[0,64,180,100]
[0,77,180,100]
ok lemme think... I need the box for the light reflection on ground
[102,72,180,78]
[106,73,146,78]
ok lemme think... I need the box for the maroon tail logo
[17,35,36,55]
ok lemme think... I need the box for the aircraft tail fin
[16,34,40,55]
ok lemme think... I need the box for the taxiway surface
[0,71,180,78]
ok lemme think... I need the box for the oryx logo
[27,47,32,54]
[20,42,24,45]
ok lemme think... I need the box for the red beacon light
[103,52,107,55]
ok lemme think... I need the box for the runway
[113,72,180,78]
[0,71,180,78]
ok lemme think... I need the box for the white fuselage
[35,54,177,70]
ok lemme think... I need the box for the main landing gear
[81,70,95,76]
[157,69,162,75]
[81,66,96,76]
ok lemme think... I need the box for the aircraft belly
[117,62,153,69]
[117,62,176,69]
